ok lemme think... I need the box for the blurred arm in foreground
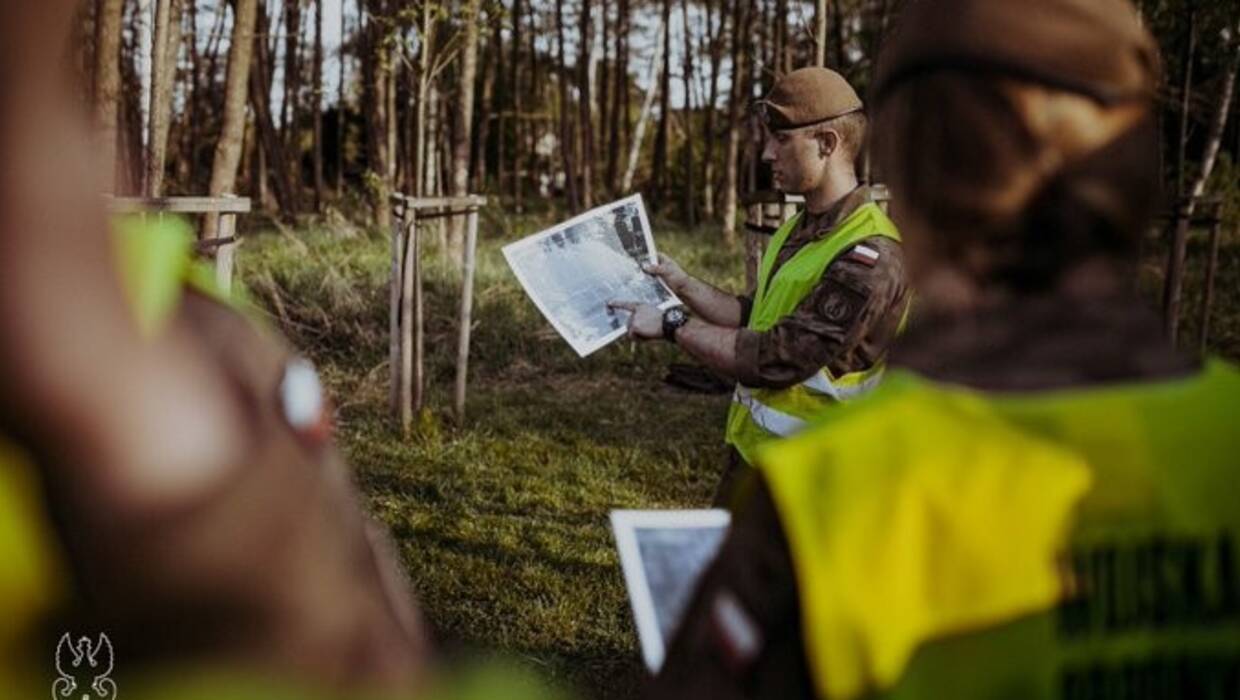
[0,2,443,695]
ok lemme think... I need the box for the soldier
[610,67,909,501]
[0,4,552,699]
[646,0,1240,698]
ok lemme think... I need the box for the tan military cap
[758,67,864,131]
[874,0,1160,106]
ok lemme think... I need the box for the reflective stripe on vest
[734,366,888,438]
[757,360,1240,700]
[724,201,901,464]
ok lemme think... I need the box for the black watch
[662,306,689,342]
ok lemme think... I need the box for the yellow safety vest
[724,202,901,465]
[757,360,1240,700]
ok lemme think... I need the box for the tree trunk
[473,23,497,190]
[578,0,596,208]
[94,0,126,192]
[251,2,298,217]
[510,0,524,206]
[146,0,181,197]
[605,0,629,191]
[337,0,348,192]
[702,0,725,219]
[205,0,258,238]
[367,5,392,229]
[1175,4,1196,199]
[313,0,325,211]
[830,0,845,72]
[450,0,482,263]
[1163,37,1238,344]
[721,0,753,245]
[622,18,664,193]
[599,0,611,185]
[773,0,786,74]
[415,0,434,197]
[680,0,696,226]
[555,0,581,211]
[653,0,672,206]
[282,0,303,165]
[814,0,828,67]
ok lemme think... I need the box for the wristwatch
[662,306,689,342]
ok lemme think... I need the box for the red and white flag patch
[843,244,880,267]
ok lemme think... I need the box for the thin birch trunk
[1164,35,1238,344]
[621,19,664,193]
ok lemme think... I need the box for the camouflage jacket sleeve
[733,236,908,390]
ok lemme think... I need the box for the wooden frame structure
[389,194,487,429]
[106,195,252,293]
[1158,199,1227,352]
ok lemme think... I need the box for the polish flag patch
[843,244,880,267]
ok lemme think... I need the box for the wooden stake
[400,211,418,430]
[454,208,480,420]
[413,210,425,415]
[389,201,404,413]
[216,211,236,293]
[1198,216,1223,354]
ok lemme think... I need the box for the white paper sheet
[503,195,681,357]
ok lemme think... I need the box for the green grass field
[237,210,1240,699]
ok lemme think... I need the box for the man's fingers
[607,300,638,312]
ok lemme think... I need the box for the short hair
[816,111,868,162]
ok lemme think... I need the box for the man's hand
[607,301,664,341]
[642,254,690,293]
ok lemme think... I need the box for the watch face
[667,308,686,324]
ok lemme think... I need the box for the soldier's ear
[816,128,839,159]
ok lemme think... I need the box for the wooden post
[389,200,405,412]
[400,210,418,430]
[454,207,480,420]
[413,209,426,415]
[1163,199,1191,343]
[1197,215,1223,354]
[216,212,236,293]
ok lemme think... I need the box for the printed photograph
[611,509,732,672]
[503,195,679,357]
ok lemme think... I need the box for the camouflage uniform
[734,186,909,390]
[718,186,908,501]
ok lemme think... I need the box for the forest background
[69,0,1240,697]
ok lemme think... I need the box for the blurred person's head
[871,0,1161,310]
[758,67,867,197]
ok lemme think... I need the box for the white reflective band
[800,368,885,400]
[733,386,807,438]
[854,244,880,261]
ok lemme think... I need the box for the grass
[238,212,742,698]
[236,210,1240,699]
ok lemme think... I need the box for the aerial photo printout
[503,195,680,356]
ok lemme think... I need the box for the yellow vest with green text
[757,361,1240,700]
[725,202,900,465]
